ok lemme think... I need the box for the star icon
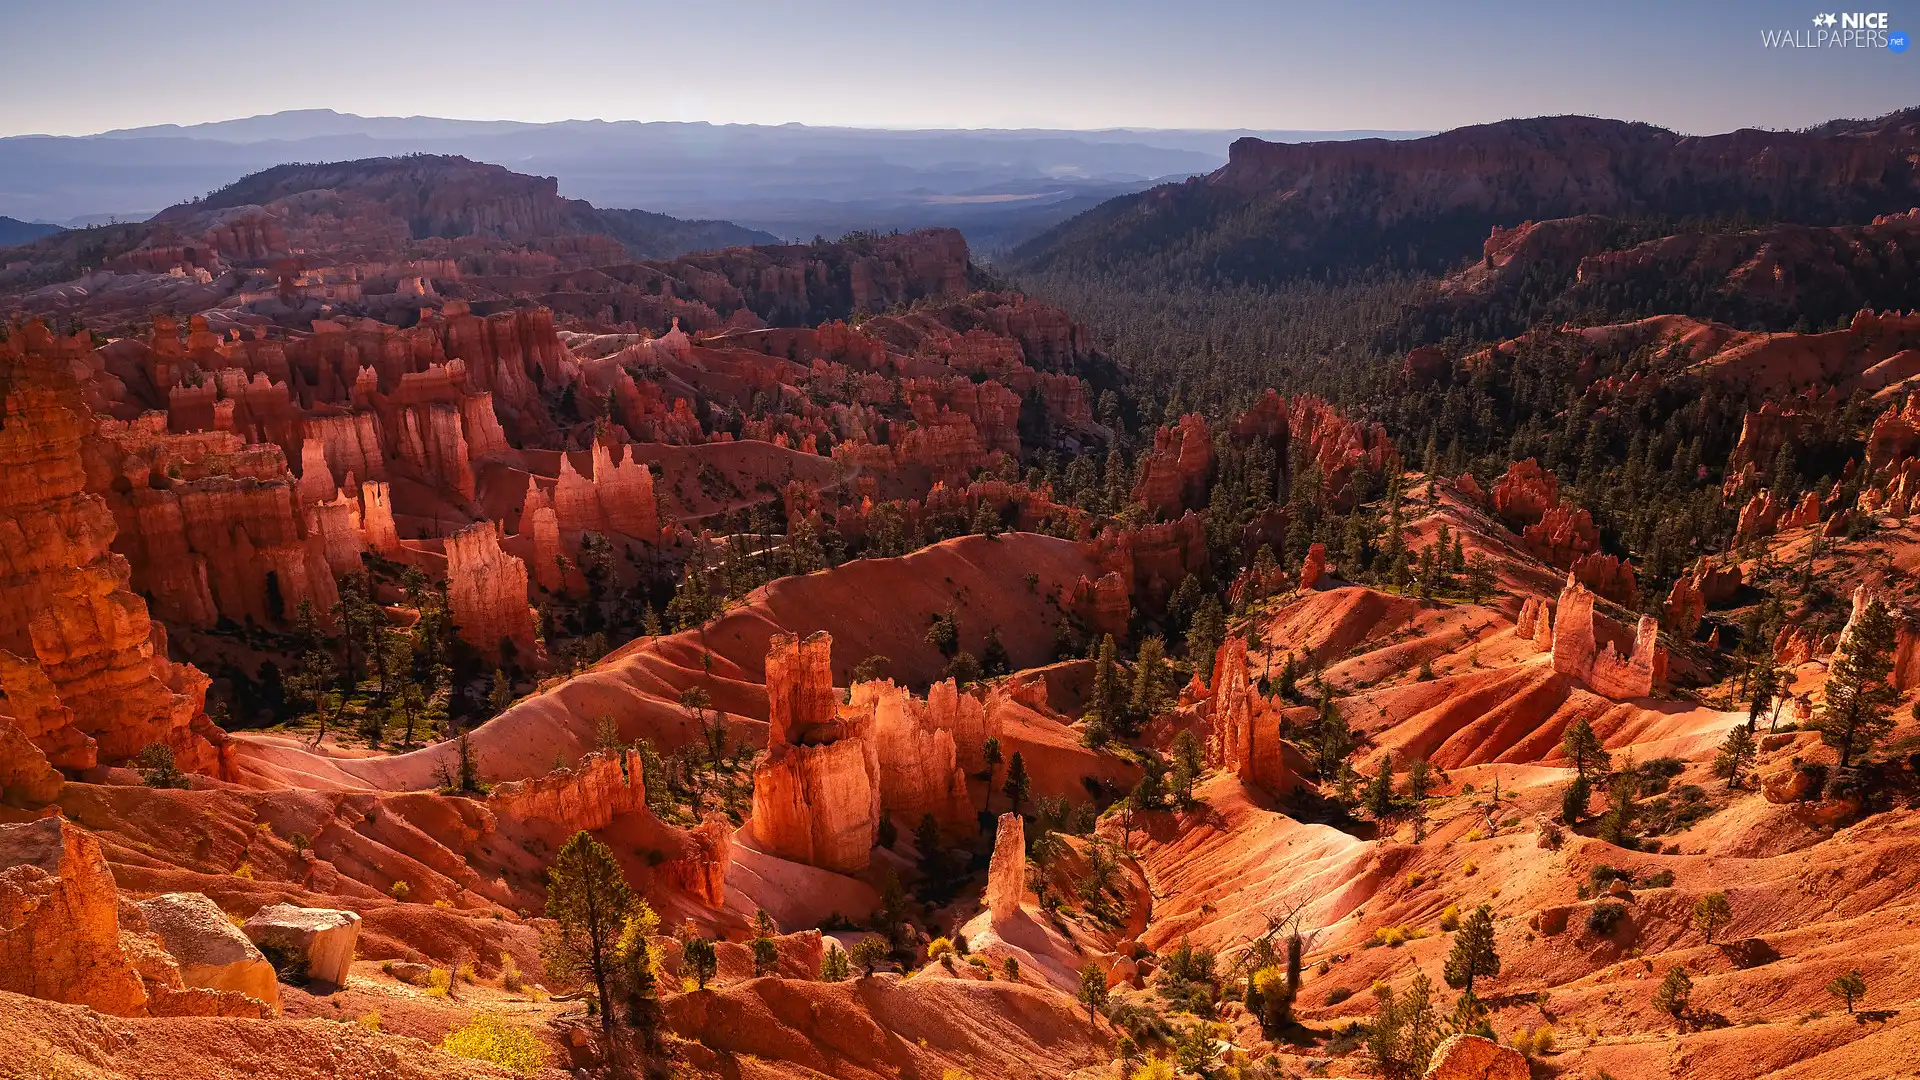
[1821,13,1839,26]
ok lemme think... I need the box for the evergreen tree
[1442,904,1500,994]
[1692,892,1731,944]
[1827,969,1867,1014]
[684,937,717,989]
[1077,962,1109,1023]
[1002,752,1031,815]
[1404,758,1435,841]
[1363,755,1397,823]
[1652,965,1692,1025]
[981,627,1011,676]
[1130,635,1170,719]
[1713,725,1757,790]
[1561,716,1611,781]
[542,832,634,1044]
[1186,595,1226,671]
[1818,597,1899,768]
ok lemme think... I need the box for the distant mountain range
[0,110,1427,252]
[1009,109,1920,283]
[0,216,60,247]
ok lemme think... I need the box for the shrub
[821,945,852,981]
[927,937,956,961]
[254,937,310,985]
[1129,1057,1176,1080]
[1461,859,1478,876]
[425,968,452,997]
[1404,871,1426,888]
[1510,1024,1555,1056]
[500,953,522,992]
[388,880,411,901]
[440,1013,549,1076]
[1586,902,1627,936]
[356,1011,382,1032]
[1642,869,1675,889]
[1325,986,1354,1005]
[1439,904,1461,932]
[1464,828,1485,842]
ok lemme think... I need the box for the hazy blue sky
[3,0,1917,135]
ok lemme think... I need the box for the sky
[2,0,1918,136]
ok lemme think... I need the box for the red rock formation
[1569,552,1637,607]
[0,716,61,807]
[1492,459,1558,527]
[1454,472,1486,505]
[1551,573,1661,699]
[484,748,647,831]
[851,679,975,836]
[750,632,881,873]
[445,522,539,663]
[1063,571,1130,639]
[1299,543,1328,591]
[1735,489,1786,543]
[0,338,219,772]
[661,814,732,910]
[0,816,149,1015]
[1134,414,1214,517]
[551,442,660,541]
[1522,505,1600,569]
[1205,637,1304,795]
[985,813,1025,925]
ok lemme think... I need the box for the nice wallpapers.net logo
[1763,11,1909,49]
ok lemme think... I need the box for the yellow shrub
[388,880,411,901]
[1405,871,1426,888]
[355,1011,382,1032]
[1462,859,1479,877]
[1439,904,1461,932]
[425,968,452,998]
[231,860,254,880]
[1130,1057,1177,1080]
[927,937,956,961]
[440,1013,549,1076]
[500,953,522,993]
[1511,1024,1555,1056]
[431,899,453,910]
[1465,828,1485,842]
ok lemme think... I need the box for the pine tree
[1185,595,1226,671]
[1404,758,1435,841]
[1692,892,1731,944]
[981,627,1011,676]
[1818,597,1899,768]
[1089,634,1121,728]
[1002,752,1031,815]
[684,937,717,988]
[1130,635,1169,719]
[1827,969,1867,1014]
[1363,755,1397,823]
[1442,904,1500,994]
[542,832,634,1044]
[1561,716,1611,781]
[1652,965,1692,1025]
[1713,726,1757,790]
[1077,962,1109,1022]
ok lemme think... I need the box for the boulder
[138,892,280,1013]
[1719,937,1781,969]
[0,816,148,1014]
[243,903,362,988]
[1606,878,1633,899]
[385,960,432,984]
[1529,905,1574,936]
[1423,1034,1529,1080]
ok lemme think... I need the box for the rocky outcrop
[1492,459,1558,527]
[0,716,61,806]
[0,817,149,1015]
[850,679,975,836]
[138,892,280,1014]
[0,333,220,772]
[1134,414,1214,518]
[1551,573,1661,699]
[661,814,732,910]
[1206,637,1306,795]
[750,632,881,874]
[445,522,539,664]
[1569,552,1637,607]
[986,812,1025,925]
[1423,1034,1529,1080]
[1523,505,1600,569]
[551,442,660,541]
[1232,392,1399,508]
[485,748,647,832]
[242,904,361,989]
[1299,543,1328,590]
